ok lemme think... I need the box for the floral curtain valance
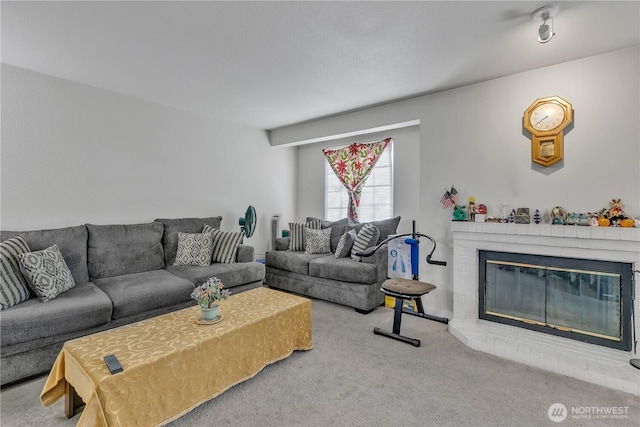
[323,137,392,221]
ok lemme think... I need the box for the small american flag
[449,186,458,205]
[440,186,458,208]
[441,189,454,208]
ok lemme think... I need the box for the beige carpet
[2,295,639,426]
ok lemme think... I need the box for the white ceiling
[2,1,638,130]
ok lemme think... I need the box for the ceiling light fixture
[531,5,560,43]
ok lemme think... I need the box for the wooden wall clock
[523,96,573,167]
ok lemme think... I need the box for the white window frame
[324,141,393,222]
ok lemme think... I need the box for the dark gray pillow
[334,230,357,258]
[346,216,400,244]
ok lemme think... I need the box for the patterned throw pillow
[351,224,380,261]
[334,230,357,258]
[207,229,243,264]
[0,236,32,310]
[288,220,321,251]
[304,227,331,254]
[18,245,75,302]
[174,232,213,266]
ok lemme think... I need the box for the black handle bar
[356,232,447,267]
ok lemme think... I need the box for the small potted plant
[191,277,231,320]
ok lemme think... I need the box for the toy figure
[468,196,476,222]
[453,205,467,221]
[606,199,626,220]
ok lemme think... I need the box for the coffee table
[40,287,312,426]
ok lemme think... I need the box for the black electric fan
[238,205,257,242]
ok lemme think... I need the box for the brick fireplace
[449,221,640,395]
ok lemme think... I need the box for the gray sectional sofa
[265,217,400,313]
[0,216,265,386]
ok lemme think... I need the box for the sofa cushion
[265,250,330,275]
[155,217,223,266]
[304,227,331,254]
[94,270,194,320]
[351,224,380,261]
[0,236,31,309]
[309,256,379,284]
[87,222,165,280]
[166,262,265,289]
[18,245,75,302]
[288,220,320,251]
[1,225,89,283]
[334,230,357,258]
[307,217,348,252]
[174,232,213,266]
[346,216,401,244]
[0,281,112,347]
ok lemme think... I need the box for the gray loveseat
[265,217,400,313]
[0,216,265,386]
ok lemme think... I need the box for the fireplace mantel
[449,221,640,396]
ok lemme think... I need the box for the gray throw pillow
[0,236,32,309]
[304,227,331,254]
[18,245,75,302]
[351,224,380,261]
[174,232,214,266]
[334,230,357,258]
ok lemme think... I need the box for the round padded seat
[382,278,436,296]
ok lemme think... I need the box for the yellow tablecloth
[40,287,313,426]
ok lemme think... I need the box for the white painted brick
[495,223,507,234]
[590,227,606,239]
[505,224,517,234]
[604,227,621,240]
[620,228,640,241]
[527,224,540,235]
[450,220,640,396]
[576,226,591,239]
[538,224,552,236]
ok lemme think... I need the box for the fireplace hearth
[449,221,640,395]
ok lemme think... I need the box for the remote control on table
[103,354,123,374]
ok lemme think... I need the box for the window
[325,141,393,222]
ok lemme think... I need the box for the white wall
[0,64,297,258]
[293,126,420,235]
[274,47,640,319]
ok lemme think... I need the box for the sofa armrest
[362,243,388,284]
[274,237,290,251]
[236,244,254,262]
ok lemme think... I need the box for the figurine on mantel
[468,196,476,222]
[516,208,530,224]
[475,204,488,222]
[453,205,467,221]
[533,209,541,224]
[508,209,516,223]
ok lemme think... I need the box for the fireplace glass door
[479,251,632,350]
